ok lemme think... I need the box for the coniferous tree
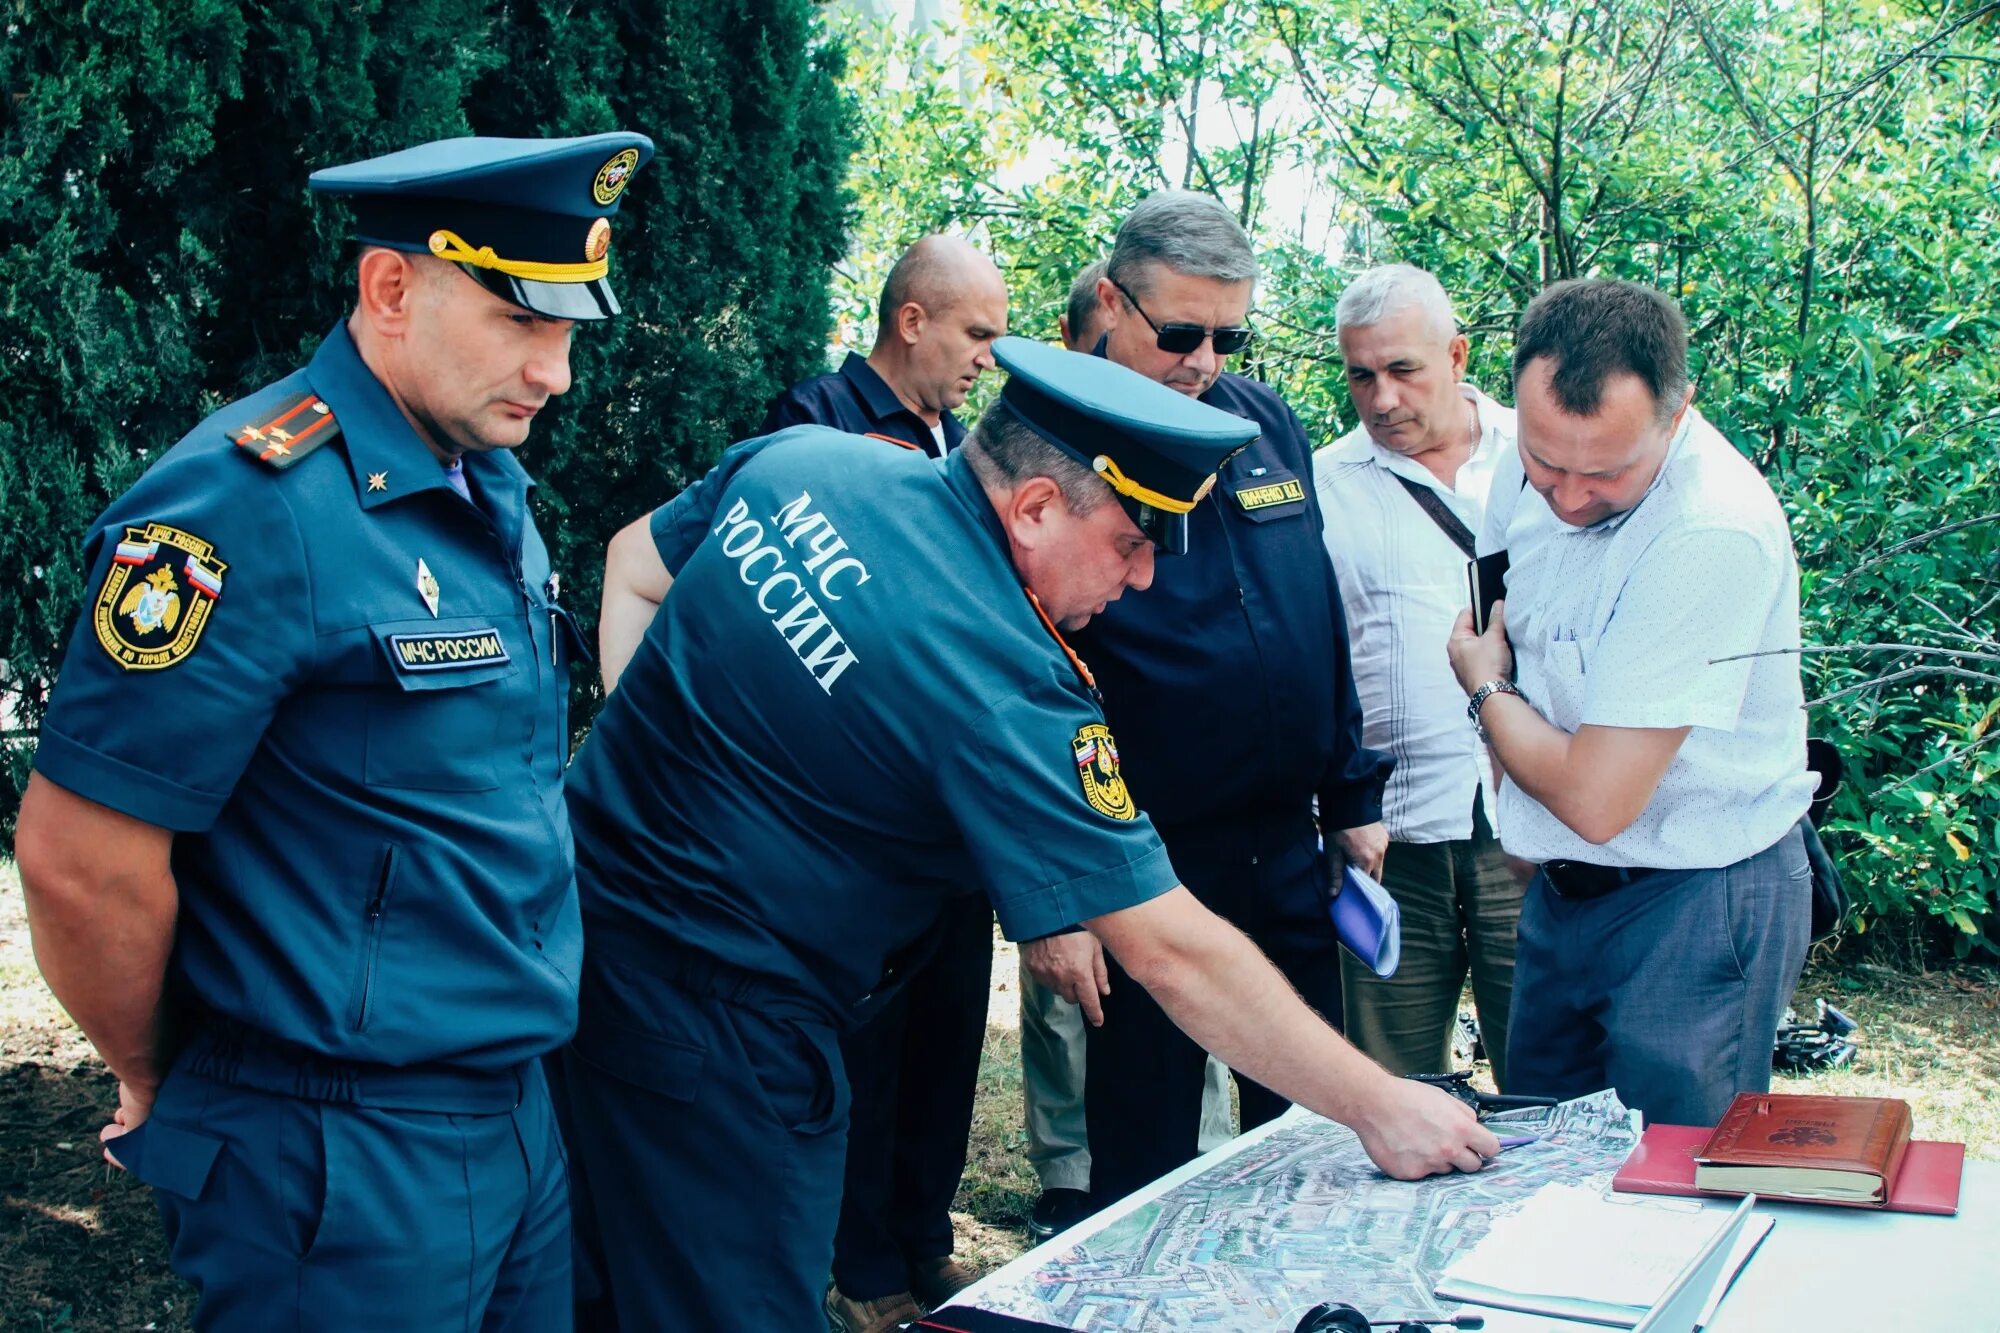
[0,0,855,840]
[466,0,857,730]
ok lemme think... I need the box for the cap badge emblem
[592,148,641,206]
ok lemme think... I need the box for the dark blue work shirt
[1068,372,1391,925]
[759,352,964,458]
[565,429,1179,1030]
[36,323,579,1072]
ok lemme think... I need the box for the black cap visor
[1122,496,1189,556]
[462,264,621,321]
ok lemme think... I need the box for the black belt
[1540,859,1671,901]
[178,1023,528,1114]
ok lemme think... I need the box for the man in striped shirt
[1312,264,1525,1088]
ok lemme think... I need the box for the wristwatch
[1466,678,1524,741]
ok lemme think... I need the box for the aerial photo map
[969,1091,1636,1331]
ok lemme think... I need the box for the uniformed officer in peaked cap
[17,131,651,1332]
[562,336,1500,1329]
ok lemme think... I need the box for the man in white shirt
[1312,264,1528,1088]
[1449,279,1815,1125]
[1313,265,1524,1087]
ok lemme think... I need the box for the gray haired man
[1024,192,1394,1206]
[1312,264,1525,1088]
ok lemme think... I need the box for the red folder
[1614,1123,1964,1215]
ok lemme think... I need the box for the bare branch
[1909,593,1998,647]
[1712,643,2000,666]
[1833,513,2000,584]
[1877,729,2000,794]
[1804,665,2000,708]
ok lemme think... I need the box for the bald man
[761,235,1009,458]
[758,239,1009,1332]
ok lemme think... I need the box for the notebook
[1615,1122,1963,1215]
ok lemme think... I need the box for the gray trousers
[1341,796,1522,1088]
[1018,960,1232,1192]
[1506,823,1811,1126]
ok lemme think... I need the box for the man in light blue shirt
[1449,279,1814,1126]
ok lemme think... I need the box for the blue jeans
[1506,823,1811,1126]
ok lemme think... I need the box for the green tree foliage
[466,0,855,659]
[839,0,2000,952]
[0,0,854,837]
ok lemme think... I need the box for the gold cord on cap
[427,228,609,283]
[1092,455,1206,513]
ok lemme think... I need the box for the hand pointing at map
[1349,1076,1500,1178]
[1085,888,1500,1181]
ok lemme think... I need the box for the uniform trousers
[831,893,993,1299]
[1340,794,1522,1088]
[1505,822,1811,1126]
[559,950,851,1330]
[1083,821,1342,1206]
[1020,962,1236,1193]
[114,1045,569,1332]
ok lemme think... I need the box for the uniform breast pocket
[364,622,520,791]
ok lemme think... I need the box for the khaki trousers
[1019,960,1233,1192]
[1340,797,1522,1089]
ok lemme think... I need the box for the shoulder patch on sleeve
[1072,722,1137,820]
[229,392,341,469]
[93,522,227,670]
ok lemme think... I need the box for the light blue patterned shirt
[1478,408,1815,868]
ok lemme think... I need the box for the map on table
[967,1091,1636,1331]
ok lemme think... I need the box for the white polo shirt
[1314,385,1515,844]
[1478,407,1815,868]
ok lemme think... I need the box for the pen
[1495,1135,1540,1150]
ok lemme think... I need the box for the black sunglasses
[1111,276,1254,356]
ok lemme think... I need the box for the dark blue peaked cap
[309,132,654,322]
[992,335,1258,554]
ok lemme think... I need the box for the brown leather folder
[1615,1120,1964,1215]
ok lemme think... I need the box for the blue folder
[1328,864,1401,979]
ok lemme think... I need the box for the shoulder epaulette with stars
[229,391,342,469]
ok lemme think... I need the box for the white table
[1630,1162,1998,1333]
[956,1115,2000,1332]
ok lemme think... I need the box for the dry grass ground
[3,877,1995,1330]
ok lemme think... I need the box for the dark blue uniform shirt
[565,429,1179,1030]
[1068,372,1392,934]
[36,323,579,1071]
[759,352,964,458]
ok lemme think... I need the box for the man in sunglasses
[1025,190,1393,1208]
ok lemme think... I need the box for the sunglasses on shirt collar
[1111,276,1255,356]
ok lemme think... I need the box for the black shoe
[1027,1187,1093,1240]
